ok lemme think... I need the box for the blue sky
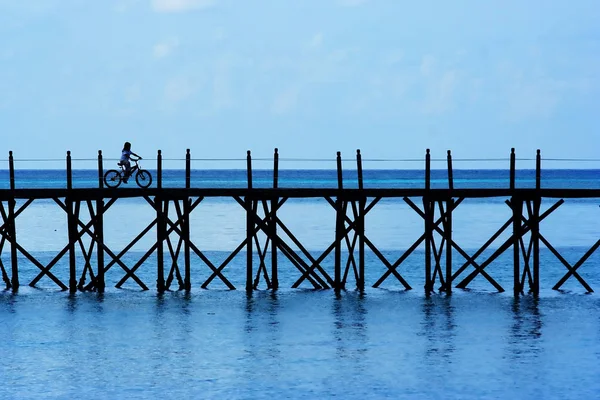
[1,0,599,168]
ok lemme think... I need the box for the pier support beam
[445,150,454,294]
[67,151,77,293]
[334,151,344,291]
[512,196,523,296]
[246,150,253,292]
[156,151,165,292]
[424,149,433,294]
[183,149,191,291]
[356,149,365,291]
[96,151,105,292]
[271,148,279,291]
[444,198,453,293]
[8,151,19,290]
[532,150,541,295]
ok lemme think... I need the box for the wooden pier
[0,148,598,295]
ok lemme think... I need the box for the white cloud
[115,0,141,13]
[164,77,196,103]
[153,37,180,58]
[124,84,142,103]
[505,79,560,120]
[211,58,234,110]
[420,55,436,77]
[421,70,458,115]
[152,0,214,13]
[497,62,562,120]
[336,0,367,6]
[308,33,323,49]
[271,85,301,114]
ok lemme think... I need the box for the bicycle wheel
[103,170,122,188]
[135,169,152,188]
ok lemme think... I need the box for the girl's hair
[123,142,131,151]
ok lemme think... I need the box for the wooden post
[334,151,343,291]
[356,149,365,291]
[447,150,454,190]
[424,149,432,294]
[96,150,105,292]
[157,149,163,190]
[8,151,18,290]
[511,148,521,296]
[185,148,191,189]
[445,150,453,293]
[510,148,516,190]
[271,148,279,290]
[184,149,191,291]
[156,150,165,292]
[533,149,541,295]
[445,198,453,293]
[512,196,522,296]
[66,151,77,292]
[424,198,433,294]
[425,149,431,191]
[536,149,541,190]
[246,150,253,291]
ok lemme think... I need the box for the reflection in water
[0,291,18,313]
[508,297,543,361]
[331,292,368,372]
[66,292,78,313]
[420,295,456,362]
[244,291,281,362]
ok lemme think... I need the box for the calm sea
[1,169,600,399]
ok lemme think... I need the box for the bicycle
[103,158,153,188]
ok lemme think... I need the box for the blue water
[3,168,600,190]
[1,169,600,399]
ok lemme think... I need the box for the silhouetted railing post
[156,150,165,292]
[97,150,104,189]
[246,150,253,291]
[425,149,431,191]
[157,149,163,190]
[356,149,365,291]
[447,150,454,190]
[424,149,432,294]
[96,150,105,292]
[334,151,344,291]
[183,149,191,290]
[8,151,18,290]
[185,149,191,189]
[9,151,15,191]
[536,149,541,190]
[67,151,73,191]
[271,148,279,290]
[510,148,516,190]
[66,151,77,292]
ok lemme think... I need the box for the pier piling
[246,150,253,292]
[271,148,279,290]
[156,150,165,292]
[96,150,105,292]
[8,151,19,290]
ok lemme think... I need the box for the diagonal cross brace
[456,198,564,290]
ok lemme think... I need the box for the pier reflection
[331,291,368,374]
[420,295,456,362]
[507,297,543,362]
[243,290,282,362]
